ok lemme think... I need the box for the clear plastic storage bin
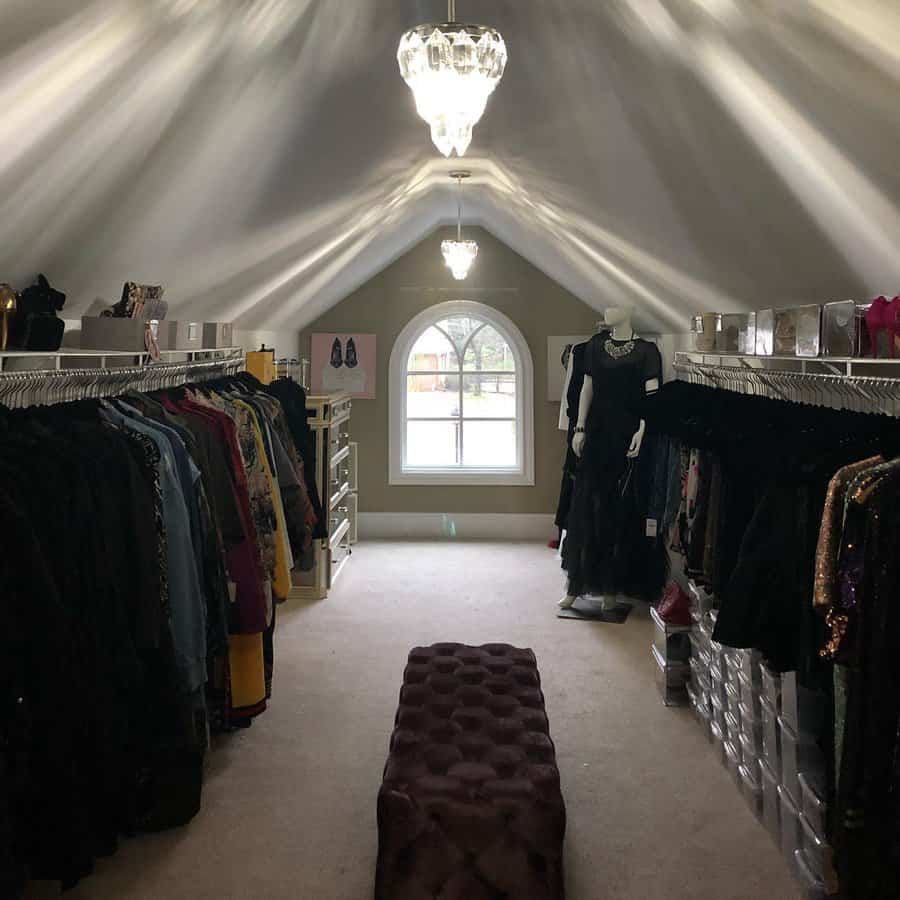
[781,671,826,737]
[779,784,803,867]
[739,730,761,783]
[793,849,828,900]
[794,305,822,357]
[689,631,711,668]
[651,644,689,707]
[724,739,741,782]
[756,309,775,356]
[779,715,824,808]
[710,692,727,735]
[761,698,781,780]
[692,312,721,352]
[650,606,692,664]
[737,671,761,719]
[724,710,742,749]
[799,813,828,882]
[689,656,712,695]
[739,700,763,752]
[798,771,828,837]
[724,681,742,724]
[760,759,780,843]
[738,763,763,820]
[711,720,726,765]
[760,665,782,713]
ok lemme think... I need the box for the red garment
[165,396,269,634]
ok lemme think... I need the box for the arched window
[390,301,534,485]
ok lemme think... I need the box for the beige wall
[298,226,600,514]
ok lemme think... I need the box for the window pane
[462,421,517,467]
[407,374,460,418]
[406,420,459,466]
[462,373,516,418]
[407,326,459,371]
[463,325,515,371]
[438,317,482,353]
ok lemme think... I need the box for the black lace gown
[562,334,668,601]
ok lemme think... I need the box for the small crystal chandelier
[397,0,508,157]
[442,171,477,280]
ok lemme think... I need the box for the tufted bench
[375,643,566,900]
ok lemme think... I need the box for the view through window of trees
[405,315,518,469]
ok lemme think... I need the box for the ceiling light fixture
[442,171,477,280]
[397,0,508,157]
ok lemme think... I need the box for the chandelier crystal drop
[397,1,507,157]
[442,171,477,280]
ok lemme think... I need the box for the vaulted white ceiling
[2,0,899,333]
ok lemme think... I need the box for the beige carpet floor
[62,541,801,900]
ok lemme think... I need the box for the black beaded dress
[562,334,667,601]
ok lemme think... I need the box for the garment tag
[228,581,237,605]
[645,518,658,538]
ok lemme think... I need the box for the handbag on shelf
[657,581,692,625]
[7,274,66,351]
[103,282,167,320]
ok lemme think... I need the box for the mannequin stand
[556,595,634,623]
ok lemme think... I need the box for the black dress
[562,334,667,601]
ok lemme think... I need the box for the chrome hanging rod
[448,0,456,23]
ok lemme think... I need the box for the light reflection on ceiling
[0,0,898,333]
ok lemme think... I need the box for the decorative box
[794,304,822,357]
[691,312,721,352]
[247,348,275,384]
[651,644,689,707]
[773,308,797,355]
[650,606,691,663]
[164,320,202,351]
[756,309,775,356]
[81,316,168,353]
[822,300,870,358]
[716,313,756,354]
[202,321,234,348]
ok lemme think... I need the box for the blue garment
[101,402,207,693]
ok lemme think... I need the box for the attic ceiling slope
[0,1,898,331]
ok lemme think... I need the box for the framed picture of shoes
[310,332,377,399]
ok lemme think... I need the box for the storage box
[689,631,711,668]
[710,720,726,765]
[689,655,711,695]
[781,671,827,737]
[760,665,782,713]
[688,579,715,616]
[165,320,202,351]
[822,300,871,358]
[794,304,822,357]
[81,315,166,353]
[650,606,692,663]
[738,763,763,820]
[716,313,757,355]
[691,312,721,352]
[760,759,780,843]
[651,644,689,707]
[778,784,803,867]
[798,771,827,837]
[723,739,741,782]
[739,700,763,753]
[756,309,775,356]
[799,813,828,882]
[739,730,760,783]
[779,715,824,808]
[737,671,761,719]
[724,710,741,748]
[761,698,781,779]
[793,849,828,900]
[773,308,797,355]
[202,321,234,348]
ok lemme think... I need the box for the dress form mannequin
[559,306,659,611]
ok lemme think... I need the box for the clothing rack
[674,351,900,417]
[0,349,244,409]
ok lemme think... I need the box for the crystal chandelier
[397,0,508,157]
[441,171,477,280]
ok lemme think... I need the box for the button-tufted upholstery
[375,643,566,899]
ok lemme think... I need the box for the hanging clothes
[0,372,316,894]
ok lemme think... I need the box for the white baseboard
[358,512,556,541]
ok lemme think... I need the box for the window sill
[390,468,534,487]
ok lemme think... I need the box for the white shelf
[0,346,243,373]
[676,350,900,378]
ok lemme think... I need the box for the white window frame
[389,300,535,486]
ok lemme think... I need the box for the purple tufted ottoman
[375,643,566,900]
